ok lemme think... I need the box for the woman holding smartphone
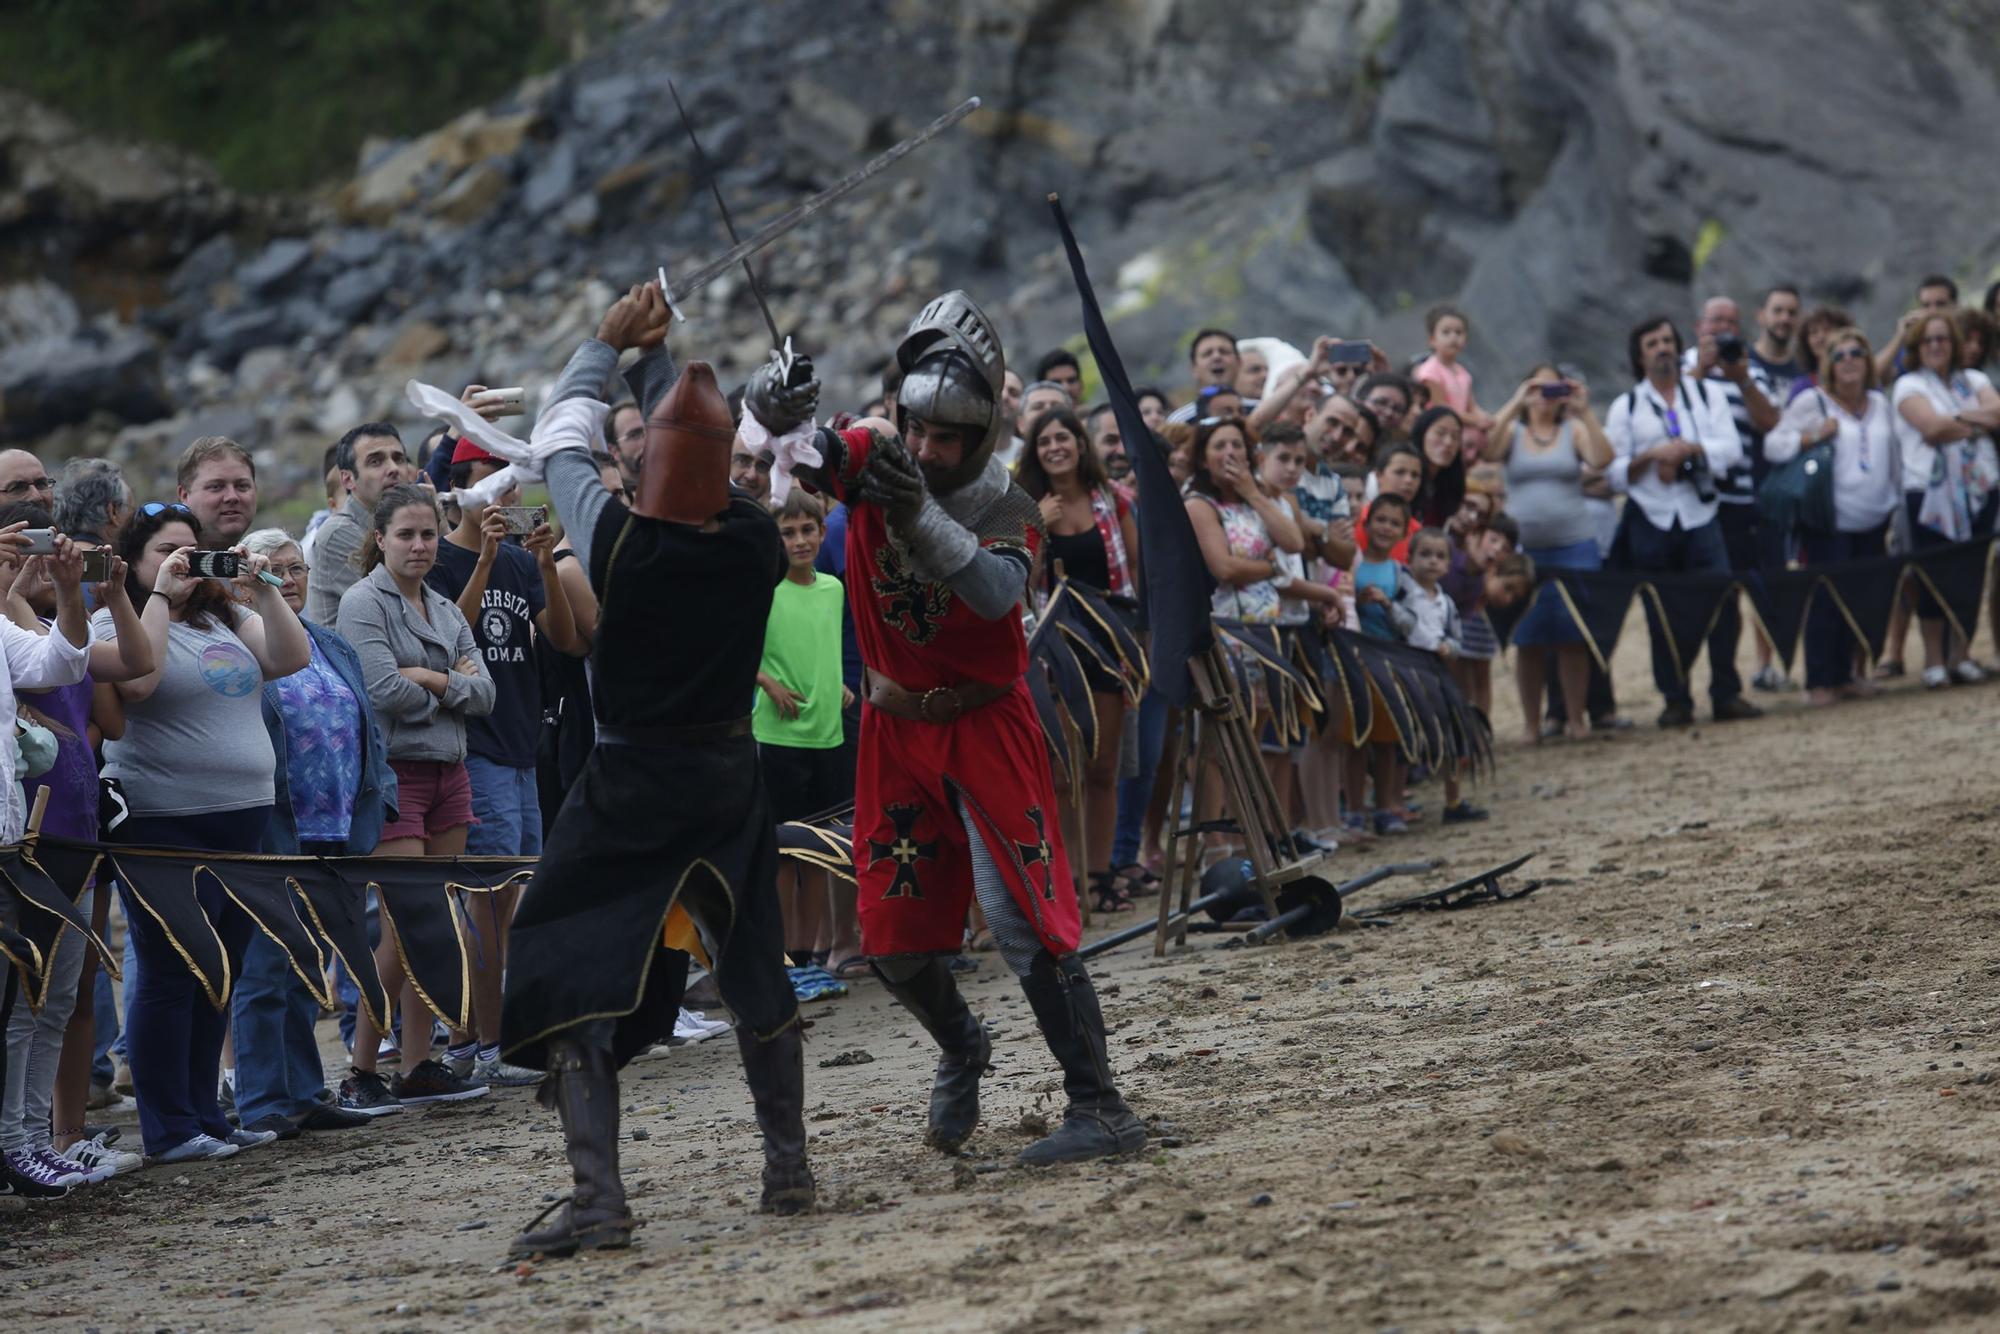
[0,501,153,1190]
[335,485,495,1111]
[95,501,311,1164]
[1489,366,1613,742]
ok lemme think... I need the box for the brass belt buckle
[918,686,964,724]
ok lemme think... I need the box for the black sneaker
[243,1114,301,1141]
[1712,696,1764,722]
[391,1058,490,1105]
[337,1068,404,1117]
[1657,703,1695,729]
[1441,801,1490,824]
[296,1103,374,1132]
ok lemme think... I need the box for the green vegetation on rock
[0,0,586,191]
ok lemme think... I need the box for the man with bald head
[0,449,54,506]
[1685,293,1785,687]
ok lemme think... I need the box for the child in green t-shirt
[754,491,861,995]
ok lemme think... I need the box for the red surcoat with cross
[823,425,1080,958]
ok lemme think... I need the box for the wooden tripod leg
[1192,649,1285,921]
[1153,705,1195,956]
[1063,791,1089,929]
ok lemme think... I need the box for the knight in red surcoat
[749,290,1143,1165]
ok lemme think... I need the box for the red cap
[451,435,499,466]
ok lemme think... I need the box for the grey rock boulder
[0,329,169,441]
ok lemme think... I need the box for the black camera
[1714,333,1745,361]
[1679,448,1717,503]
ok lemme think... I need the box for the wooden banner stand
[1151,642,1335,955]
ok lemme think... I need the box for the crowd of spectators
[3,267,1995,1199]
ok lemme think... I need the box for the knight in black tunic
[496,283,811,1258]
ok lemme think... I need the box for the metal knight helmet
[892,290,1006,494]
[635,360,737,524]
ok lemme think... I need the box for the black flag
[1047,194,1215,707]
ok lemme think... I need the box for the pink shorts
[381,759,475,843]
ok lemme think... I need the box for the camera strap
[1636,378,1708,444]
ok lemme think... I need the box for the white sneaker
[471,1054,542,1088]
[1923,665,1951,690]
[672,1007,733,1045]
[152,1133,239,1164]
[65,1134,144,1178]
[1952,660,1986,685]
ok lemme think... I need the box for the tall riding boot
[509,1038,634,1258]
[735,1022,816,1214]
[1016,952,1146,1166]
[872,957,992,1153]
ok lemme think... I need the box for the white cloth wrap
[740,412,823,505]
[406,380,610,506]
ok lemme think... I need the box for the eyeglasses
[140,502,193,517]
[1829,347,1866,364]
[1921,334,1954,348]
[271,563,309,580]
[0,475,53,498]
[731,454,775,474]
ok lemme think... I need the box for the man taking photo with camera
[1606,315,1759,728]
[1686,294,1789,690]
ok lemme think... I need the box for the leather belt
[597,717,752,747]
[865,671,1012,724]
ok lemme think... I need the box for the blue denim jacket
[261,620,399,854]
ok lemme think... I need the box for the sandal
[1111,863,1156,899]
[829,954,872,981]
[1089,870,1136,914]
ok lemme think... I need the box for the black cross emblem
[1015,806,1055,900]
[867,803,937,900]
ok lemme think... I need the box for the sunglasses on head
[140,502,193,517]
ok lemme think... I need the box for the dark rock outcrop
[13,0,2000,492]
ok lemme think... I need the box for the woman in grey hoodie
[335,484,495,1110]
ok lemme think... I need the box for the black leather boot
[509,1038,635,1258]
[735,1021,815,1214]
[1016,952,1146,1166]
[872,957,992,1153]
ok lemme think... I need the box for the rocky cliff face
[6,0,2000,504]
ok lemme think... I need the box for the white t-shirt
[1891,368,1997,493]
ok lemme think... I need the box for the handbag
[1758,391,1839,536]
[13,714,58,780]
